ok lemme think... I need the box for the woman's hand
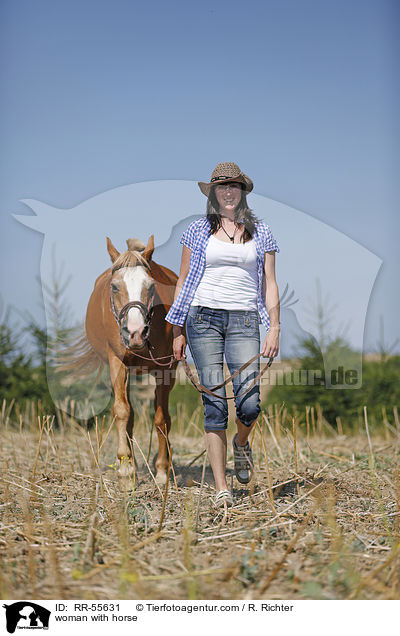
[261,328,280,359]
[173,334,187,361]
[172,325,187,361]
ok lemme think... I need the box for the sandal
[232,433,254,484]
[214,489,234,508]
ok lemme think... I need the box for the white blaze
[123,267,151,334]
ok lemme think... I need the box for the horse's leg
[108,349,133,476]
[126,372,134,441]
[153,369,176,484]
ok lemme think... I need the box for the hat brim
[198,174,253,197]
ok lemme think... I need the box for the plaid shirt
[165,217,280,329]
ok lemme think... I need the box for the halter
[109,261,154,346]
[113,298,153,326]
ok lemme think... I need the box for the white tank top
[192,235,258,310]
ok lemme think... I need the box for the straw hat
[198,162,253,197]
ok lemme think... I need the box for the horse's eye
[111,283,119,293]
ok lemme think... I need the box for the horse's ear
[143,235,154,262]
[106,237,120,263]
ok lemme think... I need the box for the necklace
[220,221,236,242]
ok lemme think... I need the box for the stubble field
[1,398,399,601]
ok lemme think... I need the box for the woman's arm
[261,251,280,358]
[172,245,191,360]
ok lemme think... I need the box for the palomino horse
[85,235,178,482]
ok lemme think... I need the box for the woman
[166,162,280,507]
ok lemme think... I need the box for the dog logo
[3,602,51,633]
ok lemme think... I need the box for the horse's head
[107,236,155,349]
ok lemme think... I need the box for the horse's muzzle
[121,325,149,350]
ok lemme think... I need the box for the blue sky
[0,0,399,354]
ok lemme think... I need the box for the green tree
[263,284,399,431]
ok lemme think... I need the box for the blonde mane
[111,249,149,273]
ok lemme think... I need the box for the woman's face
[214,182,242,214]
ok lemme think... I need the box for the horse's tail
[54,328,105,378]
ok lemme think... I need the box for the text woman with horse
[166,162,280,507]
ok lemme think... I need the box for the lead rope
[124,342,273,401]
[181,354,274,400]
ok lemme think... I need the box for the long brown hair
[206,186,259,243]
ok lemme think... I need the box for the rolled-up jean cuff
[237,409,260,427]
[204,424,228,432]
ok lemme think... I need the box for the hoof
[118,457,134,478]
[155,470,168,485]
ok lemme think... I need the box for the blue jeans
[186,306,261,431]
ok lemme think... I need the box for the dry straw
[1,397,399,599]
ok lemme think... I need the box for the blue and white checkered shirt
[165,217,279,329]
